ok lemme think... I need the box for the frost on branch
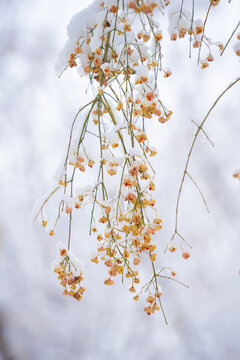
[34,0,228,320]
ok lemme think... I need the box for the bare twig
[34,186,60,223]
[220,21,240,56]
[169,77,240,249]
[186,171,210,213]
[191,119,214,148]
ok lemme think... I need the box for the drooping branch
[169,76,240,249]
[220,21,240,56]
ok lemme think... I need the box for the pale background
[0,1,240,359]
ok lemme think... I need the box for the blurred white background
[0,0,240,359]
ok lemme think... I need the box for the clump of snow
[55,0,103,75]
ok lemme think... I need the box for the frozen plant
[33,0,240,322]
[51,243,86,301]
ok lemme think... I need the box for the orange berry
[75,47,82,54]
[128,1,137,9]
[182,252,190,259]
[104,278,114,286]
[65,206,72,214]
[133,257,141,266]
[169,246,177,252]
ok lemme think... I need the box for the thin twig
[157,274,189,288]
[189,0,195,58]
[172,76,240,242]
[34,186,60,222]
[64,101,95,171]
[191,119,214,148]
[220,21,240,56]
[197,3,212,65]
[186,171,210,213]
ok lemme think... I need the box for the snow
[2,0,240,359]
[55,0,103,74]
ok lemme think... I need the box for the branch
[171,77,240,246]
[191,119,214,148]
[186,171,210,213]
[197,3,212,65]
[220,21,240,56]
